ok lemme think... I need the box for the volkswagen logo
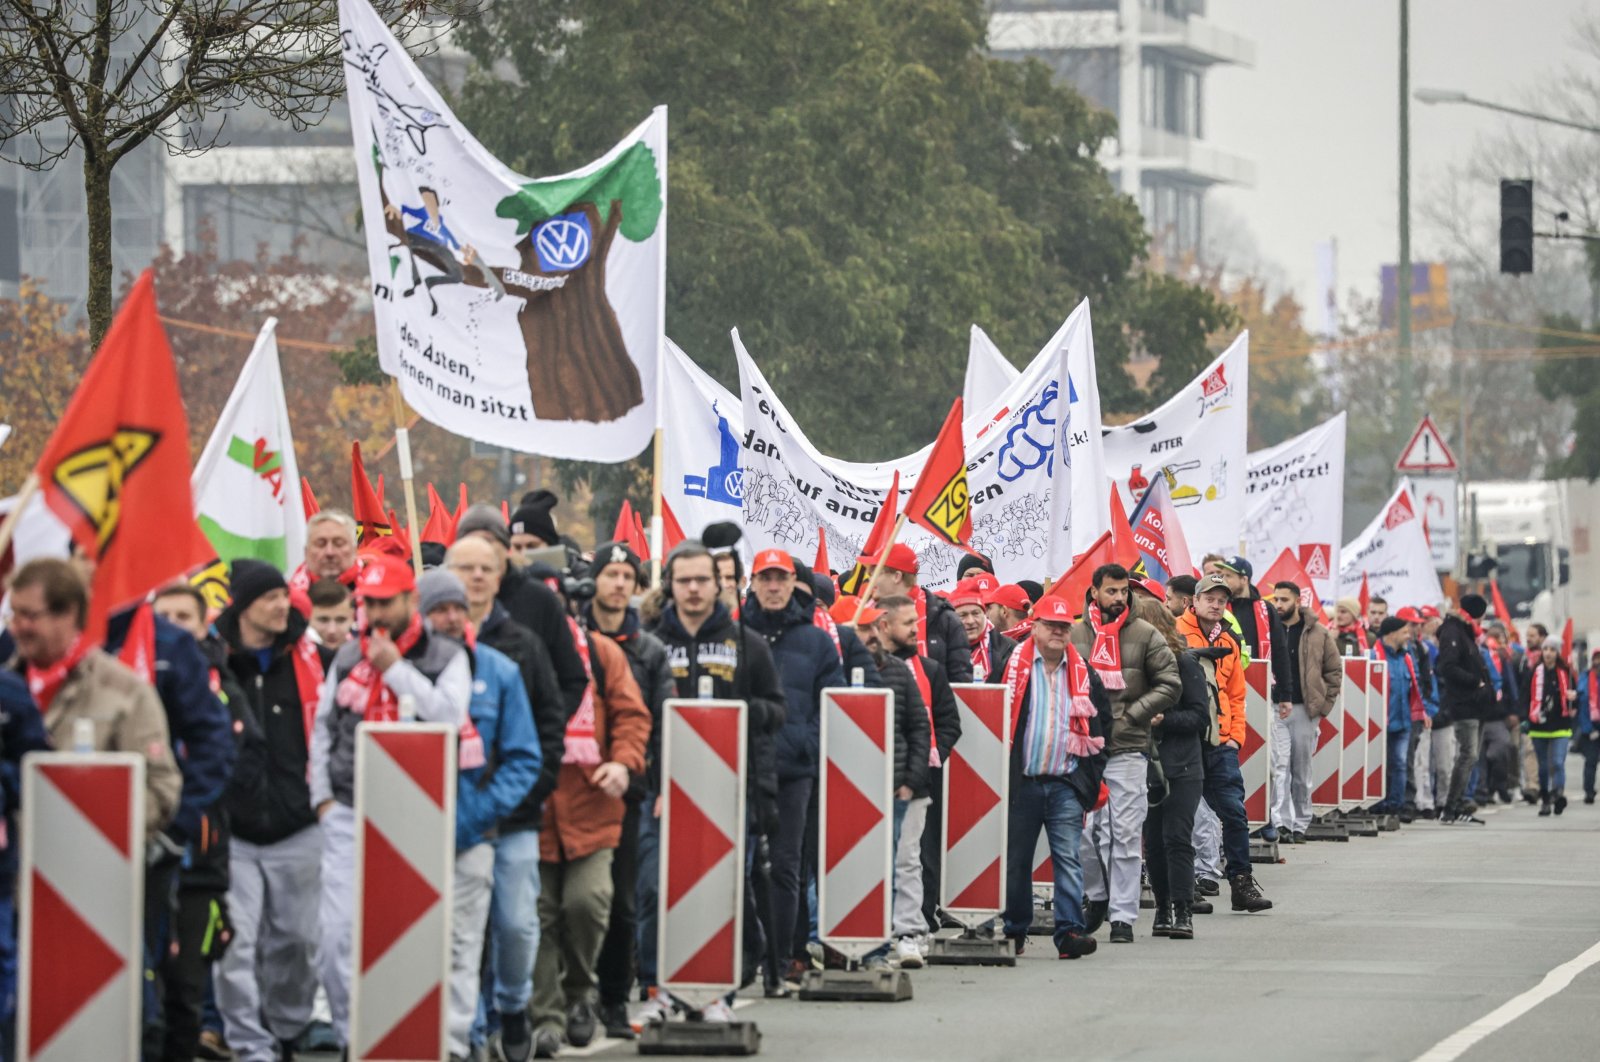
[533,212,593,273]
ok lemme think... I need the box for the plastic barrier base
[639,1019,762,1056]
[1334,811,1381,837]
[926,927,1017,967]
[1249,838,1280,864]
[1028,892,1054,936]
[798,968,912,1003]
[1304,818,1350,842]
[1375,813,1400,832]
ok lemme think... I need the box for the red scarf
[970,620,994,681]
[1338,621,1369,653]
[908,585,930,656]
[813,605,843,661]
[1086,603,1129,690]
[347,613,424,721]
[1402,650,1426,722]
[26,635,94,715]
[1252,600,1271,659]
[116,603,157,684]
[563,618,602,766]
[291,636,327,749]
[1001,637,1102,759]
[906,654,940,768]
[1589,667,1599,723]
[1002,619,1033,642]
[1529,662,1569,727]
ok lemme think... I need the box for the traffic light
[1500,178,1534,274]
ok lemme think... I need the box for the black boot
[1083,898,1109,935]
[1554,790,1568,815]
[1169,902,1194,940]
[1230,872,1273,913]
[1189,898,1214,914]
[1539,789,1552,816]
[1152,902,1173,937]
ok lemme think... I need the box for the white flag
[191,320,306,574]
[1339,479,1443,609]
[340,0,665,461]
[660,338,745,542]
[1059,303,1108,562]
[1244,412,1347,605]
[1103,334,1250,558]
[963,325,1020,416]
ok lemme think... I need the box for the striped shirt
[1022,655,1080,778]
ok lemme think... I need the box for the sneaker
[599,1002,635,1041]
[1585,793,1596,805]
[1230,873,1273,913]
[894,936,925,969]
[1291,831,1307,845]
[567,1000,598,1048]
[863,952,894,972]
[1083,898,1109,934]
[501,1010,533,1062]
[1109,921,1134,943]
[1058,931,1098,959]
[700,999,735,1023]
[532,1027,561,1060]
[631,989,673,1034]
[1151,903,1173,937]
[1419,808,1438,820]
[1539,799,1552,817]
[1195,878,1220,897]
[1257,824,1280,842]
[1397,807,1416,824]
[783,957,810,987]
[1006,933,1026,956]
[197,1030,232,1061]
[1190,898,1214,915]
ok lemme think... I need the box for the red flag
[661,498,686,554]
[1258,547,1329,624]
[350,443,390,545]
[302,477,321,520]
[33,271,212,641]
[1358,571,1371,622]
[904,399,971,547]
[814,526,831,576]
[613,499,637,546]
[1488,577,1517,642]
[1107,486,1140,569]
[631,507,650,559]
[421,484,455,546]
[501,499,511,525]
[1043,531,1116,620]
[1562,617,1574,662]
[840,471,901,595]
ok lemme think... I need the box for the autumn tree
[0,280,90,492]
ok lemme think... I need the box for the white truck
[1465,478,1600,652]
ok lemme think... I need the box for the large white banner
[1243,412,1346,605]
[340,0,664,461]
[1103,334,1249,558]
[1339,479,1444,609]
[1060,305,1109,561]
[963,325,1020,417]
[661,338,745,540]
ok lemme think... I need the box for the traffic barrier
[350,723,455,1062]
[929,684,1013,966]
[1306,662,1349,841]
[1340,658,1369,809]
[18,752,145,1062]
[1369,662,1397,830]
[803,686,909,1002]
[1241,660,1272,826]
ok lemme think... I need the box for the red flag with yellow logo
[904,399,971,548]
[34,271,211,641]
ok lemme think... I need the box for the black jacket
[215,608,333,847]
[585,604,675,795]
[838,624,882,689]
[975,627,1018,684]
[1152,648,1226,784]
[892,647,963,765]
[650,601,787,827]
[480,602,567,832]
[181,635,252,893]
[1008,663,1114,812]
[872,652,932,797]
[497,562,589,717]
[924,593,975,685]
[1435,614,1495,722]
[1231,591,1291,704]
[742,594,847,783]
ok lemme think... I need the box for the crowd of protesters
[0,491,1592,1062]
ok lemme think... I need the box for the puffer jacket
[457,642,541,849]
[1175,610,1246,748]
[923,592,974,684]
[742,593,846,782]
[1149,649,1218,784]
[871,651,932,798]
[1287,613,1345,718]
[1068,612,1180,755]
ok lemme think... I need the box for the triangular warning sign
[1396,414,1457,473]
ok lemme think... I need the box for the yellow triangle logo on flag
[51,428,160,551]
[923,469,969,544]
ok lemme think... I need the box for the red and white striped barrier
[18,752,145,1062]
[1241,661,1272,825]
[1032,834,1051,886]
[659,698,747,997]
[1311,668,1345,812]
[941,684,1009,927]
[1340,658,1369,809]
[817,688,893,952]
[350,724,456,1062]
[1367,661,1388,803]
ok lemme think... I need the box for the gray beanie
[417,569,468,616]
[456,503,511,548]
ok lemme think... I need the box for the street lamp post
[1414,86,1600,137]
[1398,0,1414,431]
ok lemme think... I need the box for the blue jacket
[1378,643,1417,732]
[743,594,846,782]
[106,610,236,846]
[0,671,52,900]
[457,642,542,850]
[1578,669,1599,736]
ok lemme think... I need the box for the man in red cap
[741,548,846,986]
[309,553,472,1053]
[951,579,1016,683]
[1001,595,1112,959]
[865,543,973,685]
[986,584,1032,640]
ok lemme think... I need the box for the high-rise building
[989,0,1254,257]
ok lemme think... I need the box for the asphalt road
[573,796,1600,1062]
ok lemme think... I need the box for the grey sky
[1204,0,1595,317]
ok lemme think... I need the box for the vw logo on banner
[533,210,594,272]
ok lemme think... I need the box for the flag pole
[650,427,664,587]
[849,514,906,627]
[389,381,425,572]
[0,472,41,561]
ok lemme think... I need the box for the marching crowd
[1,491,1595,1062]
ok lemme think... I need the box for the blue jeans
[1533,735,1572,793]
[1380,727,1410,810]
[472,829,542,1048]
[636,793,660,990]
[0,894,14,1062]
[1201,745,1252,881]
[1004,777,1086,952]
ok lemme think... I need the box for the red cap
[1420,605,1441,620]
[1035,597,1075,623]
[1130,576,1167,602]
[357,554,416,599]
[948,579,986,611]
[752,549,795,575]
[861,543,918,575]
[829,595,883,627]
[969,571,999,595]
[985,584,1031,613]
[1396,607,1424,624]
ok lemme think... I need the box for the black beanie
[230,559,287,611]
[510,489,561,546]
[1378,616,1408,638]
[1460,593,1488,619]
[592,540,643,581]
[810,572,837,607]
[956,552,994,579]
[1017,579,1044,605]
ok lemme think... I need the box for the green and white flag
[339,0,666,462]
[191,319,306,575]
